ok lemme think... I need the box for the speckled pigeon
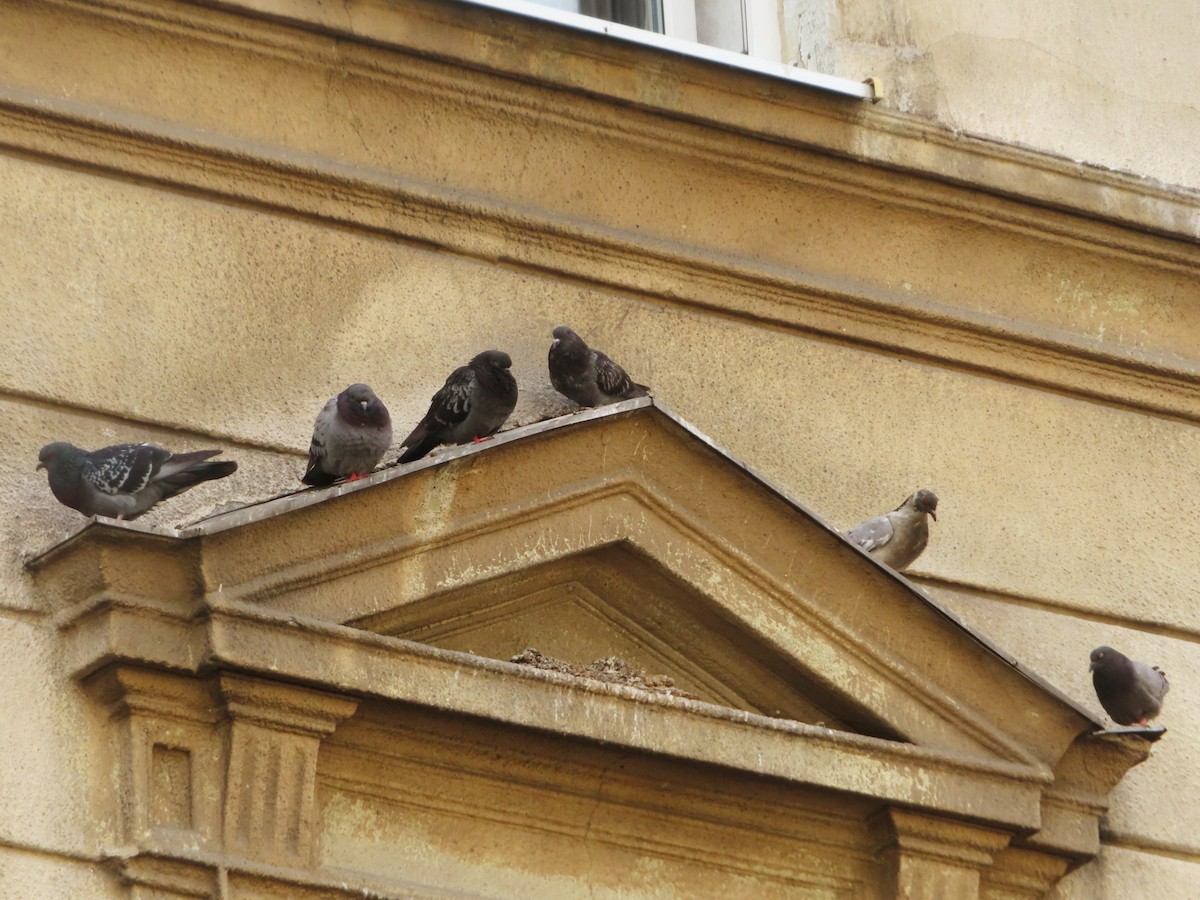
[1090,646,1169,726]
[548,325,648,408]
[845,489,938,571]
[37,441,237,520]
[397,350,518,464]
[302,383,393,487]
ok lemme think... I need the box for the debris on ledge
[510,648,696,699]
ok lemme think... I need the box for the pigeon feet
[471,435,495,445]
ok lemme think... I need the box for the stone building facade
[2,0,1197,896]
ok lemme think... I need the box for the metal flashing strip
[456,0,876,100]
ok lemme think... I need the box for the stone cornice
[66,591,1054,830]
[208,0,1200,242]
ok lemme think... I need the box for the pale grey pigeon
[1090,646,1169,726]
[845,489,938,571]
[398,350,518,463]
[37,441,237,520]
[302,383,393,486]
[548,325,648,408]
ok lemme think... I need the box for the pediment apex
[31,400,1109,772]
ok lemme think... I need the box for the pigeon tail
[398,432,440,464]
[156,459,239,497]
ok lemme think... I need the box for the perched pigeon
[37,441,237,520]
[1090,646,1169,726]
[302,383,393,487]
[548,325,648,408]
[845,489,938,571]
[397,350,518,464]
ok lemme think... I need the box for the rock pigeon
[845,489,938,571]
[37,441,237,520]
[1090,646,1169,726]
[548,325,648,408]
[302,383,393,487]
[397,350,518,464]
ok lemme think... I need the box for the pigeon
[845,489,938,571]
[397,350,518,464]
[37,441,237,520]
[548,325,648,408]
[302,383,393,487]
[1090,646,1169,726]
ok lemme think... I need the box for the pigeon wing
[593,350,641,399]
[81,443,170,496]
[398,365,477,463]
[1132,660,1170,702]
[302,398,338,484]
[846,514,894,553]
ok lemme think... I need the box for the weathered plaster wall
[1,0,1198,895]
[784,0,1200,191]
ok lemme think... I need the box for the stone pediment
[28,399,1157,898]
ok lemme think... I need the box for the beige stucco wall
[785,0,1200,193]
[1,0,1198,895]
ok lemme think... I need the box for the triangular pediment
[31,399,1099,775]
[352,543,905,742]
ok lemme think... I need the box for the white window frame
[458,0,874,100]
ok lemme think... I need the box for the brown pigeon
[1090,646,1169,726]
[845,489,938,571]
[38,441,237,520]
[398,350,518,463]
[548,326,648,408]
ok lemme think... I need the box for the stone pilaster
[83,666,224,852]
[873,808,1014,899]
[218,673,359,866]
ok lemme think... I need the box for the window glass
[534,0,664,32]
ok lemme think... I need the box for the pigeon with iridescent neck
[302,383,393,487]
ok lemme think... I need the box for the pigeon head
[473,350,512,371]
[344,383,377,409]
[913,489,938,521]
[551,326,579,346]
[37,441,81,473]
[337,383,389,427]
[1089,646,1123,672]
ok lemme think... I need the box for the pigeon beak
[929,510,937,522]
[36,462,45,472]
[1088,660,1098,671]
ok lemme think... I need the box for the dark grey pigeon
[37,441,237,520]
[548,325,648,408]
[302,383,393,487]
[845,489,938,571]
[398,350,518,464]
[1090,646,1169,726]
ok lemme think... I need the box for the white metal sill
[457,0,877,100]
